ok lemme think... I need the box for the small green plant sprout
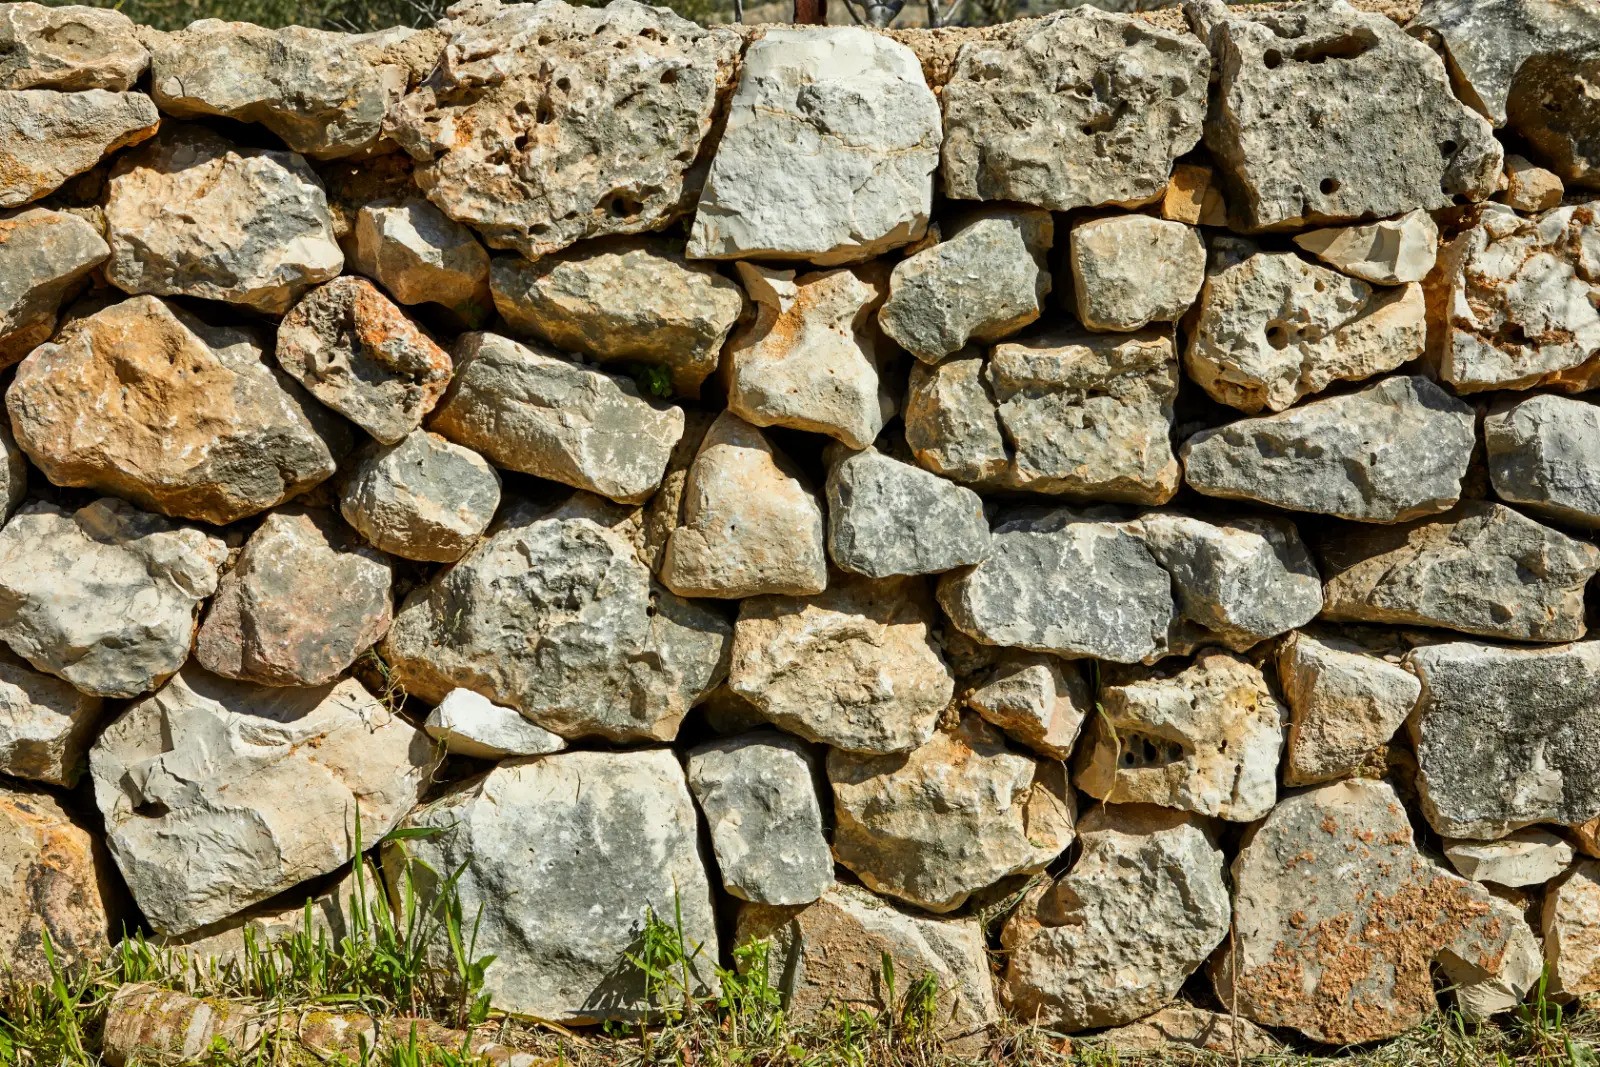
[714,939,786,1045]
[632,364,674,399]
[624,891,709,1024]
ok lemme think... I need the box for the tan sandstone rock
[1069,214,1206,332]
[0,206,108,366]
[0,786,113,984]
[0,4,147,91]
[1292,209,1440,285]
[1277,629,1420,786]
[0,649,105,787]
[351,197,490,315]
[1544,860,1600,998]
[965,652,1089,760]
[0,88,157,207]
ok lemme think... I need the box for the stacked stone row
[1,0,1599,1054]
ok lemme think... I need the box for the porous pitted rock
[1002,804,1228,1031]
[1407,640,1600,839]
[829,716,1074,914]
[0,206,107,367]
[877,207,1052,363]
[940,9,1208,212]
[491,237,742,397]
[1429,203,1600,392]
[276,277,452,445]
[352,197,489,314]
[965,651,1088,760]
[8,295,346,524]
[423,688,566,760]
[724,262,893,450]
[147,21,421,159]
[0,499,226,699]
[1076,650,1284,822]
[387,0,739,258]
[1183,242,1427,413]
[1446,829,1574,887]
[429,331,683,505]
[339,430,500,563]
[1181,375,1475,521]
[0,3,147,90]
[1544,860,1600,997]
[1092,1005,1280,1057]
[1485,394,1600,527]
[383,749,720,1024]
[0,787,113,984]
[196,510,394,689]
[0,649,104,787]
[1069,214,1205,332]
[0,89,157,207]
[686,732,832,906]
[688,27,939,265]
[938,508,1174,663]
[1276,629,1420,786]
[659,412,827,599]
[1318,501,1600,641]
[1213,778,1542,1044]
[1502,154,1565,212]
[735,882,998,1037]
[104,127,344,314]
[729,574,953,755]
[825,446,989,579]
[90,667,434,936]
[382,499,730,743]
[1189,0,1501,230]
[1292,209,1440,285]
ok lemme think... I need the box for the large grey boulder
[965,652,1089,760]
[382,499,729,743]
[1486,394,1600,527]
[9,295,346,525]
[1069,214,1205,333]
[688,27,939,265]
[388,0,738,258]
[0,89,157,207]
[686,733,832,907]
[90,667,434,936]
[0,4,147,91]
[1276,629,1420,786]
[0,206,108,366]
[1407,640,1600,839]
[1003,805,1229,1031]
[1189,0,1501,230]
[1318,501,1600,642]
[941,9,1208,212]
[104,126,344,314]
[429,332,683,505]
[423,688,566,761]
[0,787,114,985]
[1181,375,1476,522]
[0,649,104,787]
[339,430,501,563]
[829,716,1075,913]
[351,198,489,316]
[383,750,720,1024]
[0,499,226,699]
[825,447,989,579]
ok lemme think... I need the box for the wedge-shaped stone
[90,668,434,936]
[429,331,683,504]
[1485,394,1600,527]
[353,198,489,315]
[0,206,107,367]
[1181,375,1476,522]
[0,4,147,91]
[688,27,938,265]
[965,651,1088,760]
[1319,501,1600,642]
[1293,209,1439,285]
[339,430,501,563]
[941,9,1208,212]
[1277,629,1420,787]
[1069,215,1205,333]
[1003,805,1228,1031]
[0,787,113,985]
[0,649,104,787]
[1446,829,1573,888]
[423,688,565,761]
[825,446,989,579]
[1544,860,1600,998]
[1502,154,1565,212]
[0,89,157,207]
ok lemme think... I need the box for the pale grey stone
[901,351,1008,484]
[1069,214,1205,332]
[0,648,104,787]
[1293,209,1440,285]
[423,688,566,760]
[1456,895,1545,1020]
[1277,629,1420,787]
[825,446,990,578]
[965,652,1089,760]
[0,4,147,91]
[339,430,501,563]
[1486,394,1600,528]
[352,198,490,314]
[0,88,157,207]
[1446,829,1574,887]
[0,787,113,985]
[0,207,107,367]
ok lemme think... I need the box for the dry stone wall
[2,0,1600,1053]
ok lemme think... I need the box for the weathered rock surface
[1076,650,1284,822]
[903,351,1009,484]
[825,447,989,579]
[0,499,225,699]
[1293,209,1440,285]
[1190,0,1501,230]
[1457,895,1546,1020]
[429,331,682,505]
[0,206,107,366]
[878,207,1052,363]
[1407,640,1600,839]
[492,237,743,397]
[688,27,938,265]
[1485,394,1600,527]
[1181,375,1475,521]
[829,716,1074,913]
[0,649,104,787]
[384,750,720,1023]
[1095,1006,1280,1057]
[1318,501,1600,641]
[0,787,113,984]
[1214,778,1541,1043]
[1446,829,1574,887]
[660,412,827,599]
[339,430,500,563]
[729,574,952,755]
[423,688,566,760]
[965,652,1088,760]
[1003,805,1228,1031]
[1277,629,1420,786]
[9,295,345,524]
[104,127,344,314]
[686,733,831,906]
[0,88,157,207]
[0,3,147,91]
[1069,215,1205,332]
[1544,860,1600,998]
[388,0,738,258]
[1184,242,1427,413]
[90,668,433,935]
[1502,154,1565,212]
[351,198,489,314]
[941,9,1208,212]
[196,510,394,688]
[382,500,729,743]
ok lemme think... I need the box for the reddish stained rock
[0,785,114,984]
